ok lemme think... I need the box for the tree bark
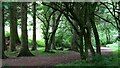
[10,3,17,51]
[51,12,56,50]
[2,3,8,58]
[18,2,34,57]
[84,3,95,57]
[45,37,49,52]
[2,3,7,51]
[90,13,101,55]
[31,2,37,51]
[13,2,21,45]
[71,21,78,52]
[79,32,86,60]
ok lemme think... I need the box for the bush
[36,39,45,47]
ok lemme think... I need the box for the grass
[31,47,70,56]
[55,49,119,67]
[56,41,119,67]
[4,47,70,58]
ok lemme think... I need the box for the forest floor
[2,47,113,67]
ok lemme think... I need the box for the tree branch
[95,14,117,29]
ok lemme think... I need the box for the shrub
[36,39,45,47]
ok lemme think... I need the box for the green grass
[4,47,70,58]
[56,41,119,67]
[31,47,70,56]
[56,50,119,66]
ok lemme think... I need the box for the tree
[9,3,21,51]
[71,5,79,52]
[14,3,21,45]
[2,3,7,51]
[90,3,101,55]
[37,4,62,52]
[18,2,34,57]
[37,6,52,52]
[31,2,37,51]
[71,22,79,51]
[95,2,120,41]
[42,2,102,59]
[50,12,56,50]
[9,2,17,51]
[2,3,8,58]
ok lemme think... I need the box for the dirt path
[2,47,113,66]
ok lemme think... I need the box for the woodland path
[2,47,113,67]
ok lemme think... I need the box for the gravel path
[2,47,113,67]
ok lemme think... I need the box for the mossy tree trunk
[18,2,34,57]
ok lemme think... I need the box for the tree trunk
[84,3,89,58]
[45,12,62,52]
[90,13,101,55]
[10,3,17,51]
[85,28,95,56]
[2,21,8,59]
[13,3,21,45]
[71,21,78,52]
[84,29,89,58]
[84,3,95,57]
[31,2,37,51]
[2,4,8,58]
[79,32,86,60]
[2,3,7,51]
[45,37,49,52]
[44,15,50,52]
[18,2,34,57]
[51,13,56,50]
[73,3,85,59]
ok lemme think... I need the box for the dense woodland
[1,2,120,67]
